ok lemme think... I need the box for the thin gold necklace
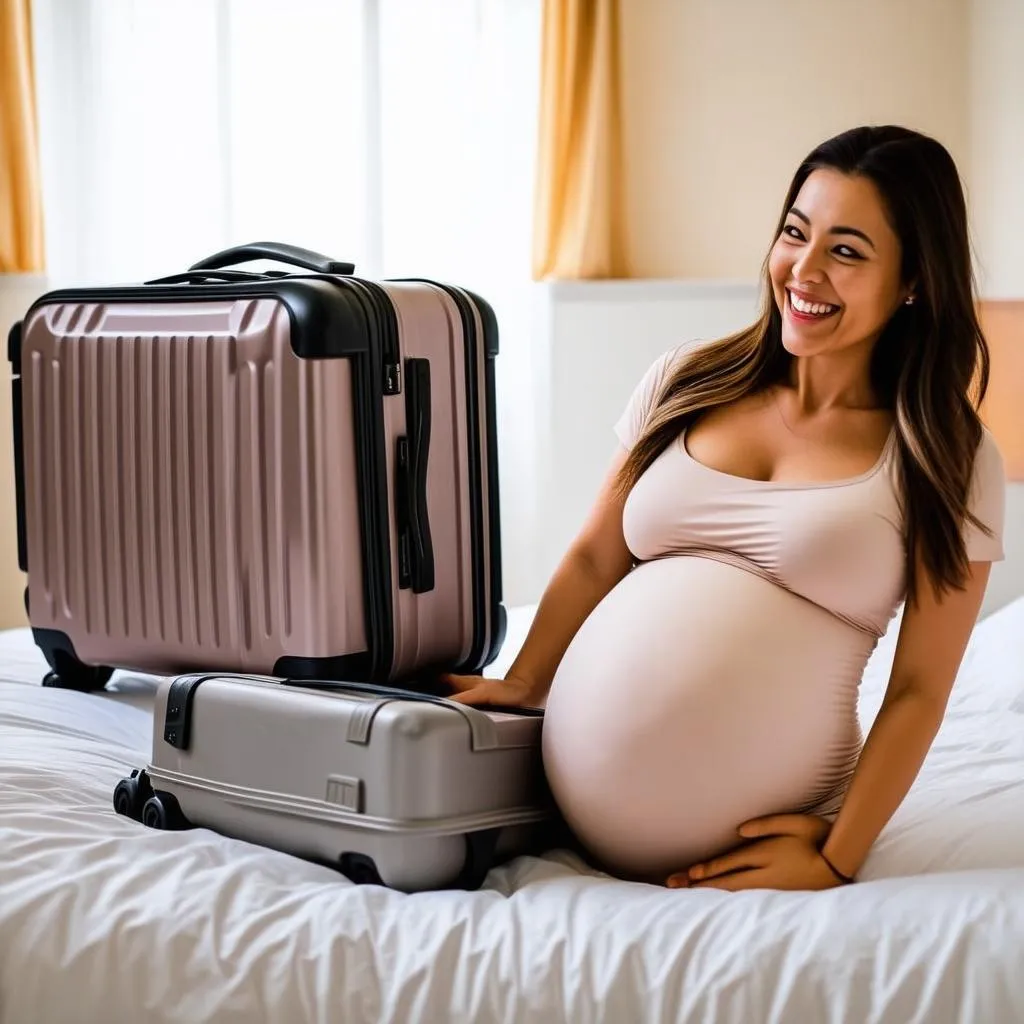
[771,386,829,447]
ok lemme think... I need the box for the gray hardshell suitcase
[113,673,552,892]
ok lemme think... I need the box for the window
[32,0,540,285]
[30,0,544,604]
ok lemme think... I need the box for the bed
[2,600,1023,1024]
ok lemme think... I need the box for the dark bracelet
[819,850,856,885]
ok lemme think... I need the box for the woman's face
[768,168,910,361]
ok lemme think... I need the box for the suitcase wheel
[141,791,189,832]
[339,853,385,887]
[457,828,502,891]
[112,769,153,821]
[34,629,114,691]
[41,663,114,692]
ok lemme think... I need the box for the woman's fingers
[667,845,769,887]
[446,681,501,705]
[439,672,484,693]
[738,813,827,841]
[688,869,773,892]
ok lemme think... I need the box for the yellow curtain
[532,0,628,280]
[0,0,45,273]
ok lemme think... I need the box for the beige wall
[620,0,971,279]
[968,0,1024,299]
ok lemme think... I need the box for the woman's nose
[792,244,827,282]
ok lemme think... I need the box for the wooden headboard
[979,300,1024,481]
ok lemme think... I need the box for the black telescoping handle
[396,358,435,594]
[189,241,355,276]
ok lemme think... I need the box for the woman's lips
[786,289,840,323]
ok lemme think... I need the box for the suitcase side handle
[396,358,435,594]
[190,241,355,276]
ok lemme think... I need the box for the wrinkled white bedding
[2,601,1024,1024]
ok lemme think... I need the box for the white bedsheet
[2,602,1024,1024]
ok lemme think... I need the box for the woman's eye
[834,245,862,259]
[783,225,804,240]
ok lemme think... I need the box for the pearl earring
[904,295,916,306]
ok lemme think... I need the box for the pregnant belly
[541,555,873,882]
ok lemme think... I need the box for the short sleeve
[963,427,1006,562]
[613,346,685,450]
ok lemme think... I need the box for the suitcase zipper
[368,281,402,397]
[328,277,401,679]
[345,279,401,397]
[257,272,400,683]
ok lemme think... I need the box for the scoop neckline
[679,424,897,491]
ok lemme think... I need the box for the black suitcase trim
[463,288,507,668]
[19,277,375,360]
[8,322,27,574]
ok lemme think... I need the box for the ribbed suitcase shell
[115,674,551,892]
[10,257,505,687]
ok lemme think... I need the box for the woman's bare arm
[445,446,636,704]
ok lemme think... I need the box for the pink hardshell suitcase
[10,242,506,690]
[113,673,553,892]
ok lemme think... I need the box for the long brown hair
[615,125,991,606]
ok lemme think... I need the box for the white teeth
[789,291,837,316]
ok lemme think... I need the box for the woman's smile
[786,287,842,324]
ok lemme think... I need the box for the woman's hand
[666,813,848,892]
[439,671,545,709]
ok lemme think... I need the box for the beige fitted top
[615,346,1007,638]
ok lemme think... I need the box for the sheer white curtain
[30,0,542,606]
[31,0,374,285]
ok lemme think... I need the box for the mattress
[2,601,1024,1024]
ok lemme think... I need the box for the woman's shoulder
[613,343,697,450]
[974,424,1006,479]
[639,342,693,383]
[631,340,711,403]
[964,425,1006,559]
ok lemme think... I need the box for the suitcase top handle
[144,270,278,286]
[190,241,355,276]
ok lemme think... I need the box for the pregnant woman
[443,125,1006,891]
